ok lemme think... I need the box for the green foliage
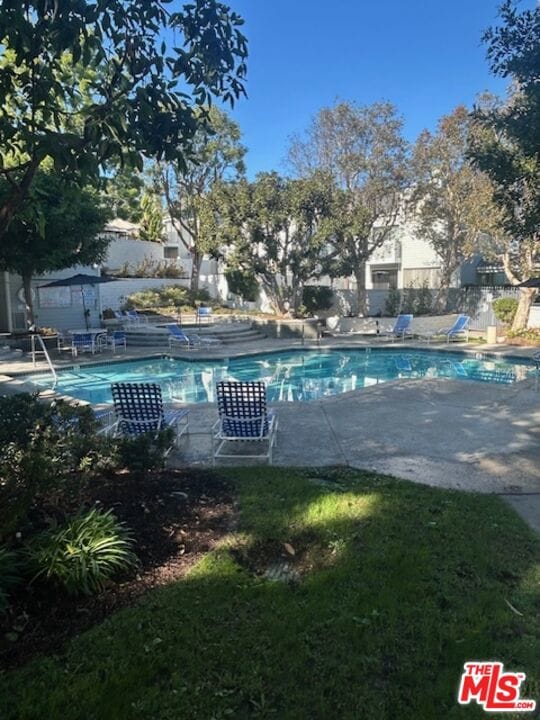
[139,193,164,243]
[103,165,145,223]
[288,101,409,315]
[411,106,500,314]
[0,546,24,612]
[401,283,416,315]
[0,1,248,237]
[211,172,335,313]
[225,268,259,301]
[415,280,433,315]
[468,3,539,327]
[492,297,519,325]
[0,395,104,540]
[123,285,211,311]
[384,288,401,316]
[0,169,111,324]
[116,430,175,481]
[159,106,247,291]
[28,509,137,596]
[506,328,540,344]
[302,286,334,314]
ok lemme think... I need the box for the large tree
[0,170,111,326]
[410,106,500,312]
[468,1,540,331]
[159,106,246,291]
[212,172,334,314]
[288,101,409,314]
[0,0,247,239]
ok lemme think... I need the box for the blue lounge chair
[167,325,197,350]
[212,381,278,464]
[382,314,413,341]
[111,382,189,451]
[423,315,470,344]
[126,309,149,325]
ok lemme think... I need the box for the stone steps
[123,321,267,348]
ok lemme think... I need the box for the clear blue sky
[226,0,534,178]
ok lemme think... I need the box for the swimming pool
[23,349,534,405]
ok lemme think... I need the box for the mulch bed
[0,469,235,670]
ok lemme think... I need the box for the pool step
[123,322,267,348]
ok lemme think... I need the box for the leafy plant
[29,509,137,596]
[302,286,334,315]
[116,430,175,480]
[415,280,433,315]
[492,297,519,325]
[0,395,104,539]
[225,268,259,301]
[384,288,401,316]
[123,285,212,311]
[0,546,24,612]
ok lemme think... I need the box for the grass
[1,468,538,720]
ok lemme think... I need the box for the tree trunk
[22,272,36,329]
[511,288,537,332]
[354,265,367,316]
[433,267,455,314]
[190,252,202,293]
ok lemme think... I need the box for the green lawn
[1,468,538,720]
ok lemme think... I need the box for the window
[164,246,179,259]
[371,269,398,290]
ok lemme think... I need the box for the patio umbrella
[39,273,117,330]
[518,277,540,288]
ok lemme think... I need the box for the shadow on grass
[1,467,539,720]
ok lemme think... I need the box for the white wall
[103,237,165,272]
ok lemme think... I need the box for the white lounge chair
[111,382,189,453]
[212,381,278,465]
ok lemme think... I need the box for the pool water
[24,349,534,405]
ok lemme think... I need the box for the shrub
[123,285,213,312]
[401,283,416,314]
[0,395,104,540]
[492,297,519,325]
[29,508,137,596]
[415,280,433,315]
[116,429,174,480]
[384,288,401,316]
[225,269,259,302]
[0,546,24,612]
[302,286,334,315]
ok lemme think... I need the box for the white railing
[31,334,57,388]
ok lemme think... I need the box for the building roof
[103,218,140,236]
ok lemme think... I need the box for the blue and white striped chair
[111,382,189,452]
[212,381,278,465]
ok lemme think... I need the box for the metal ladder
[30,334,58,389]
